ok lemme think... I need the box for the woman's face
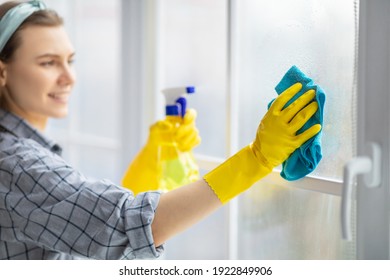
[1,25,76,130]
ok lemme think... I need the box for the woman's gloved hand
[251,83,321,169]
[144,108,201,153]
[204,83,322,204]
[121,109,201,194]
[175,109,201,152]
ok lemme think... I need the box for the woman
[0,1,321,260]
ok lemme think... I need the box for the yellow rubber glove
[122,109,201,194]
[204,83,322,204]
[175,109,201,152]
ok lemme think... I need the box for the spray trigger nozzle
[162,86,196,117]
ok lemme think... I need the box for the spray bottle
[158,86,200,191]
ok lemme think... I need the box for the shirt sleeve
[3,139,163,259]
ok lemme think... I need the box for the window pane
[160,0,228,158]
[237,0,355,180]
[75,146,121,183]
[238,180,354,259]
[164,203,228,260]
[74,1,121,139]
[236,0,357,259]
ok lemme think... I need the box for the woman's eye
[40,60,55,67]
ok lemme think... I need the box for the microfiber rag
[269,65,325,180]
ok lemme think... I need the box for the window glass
[164,204,228,260]
[160,0,228,158]
[76,146,121,182]
[239,180,355,259]
[237,0,355,180]
[236,0,357,259]
[74,1,121,139]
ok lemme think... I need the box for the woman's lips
[48,92,70,104]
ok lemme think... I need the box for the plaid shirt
[0,109,163,260]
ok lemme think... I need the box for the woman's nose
[58,63,76,87]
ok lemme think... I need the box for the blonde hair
[0,1,63,107]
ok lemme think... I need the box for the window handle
[341,142,381,241]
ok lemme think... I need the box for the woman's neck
[2,100,48,132]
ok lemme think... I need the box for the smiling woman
[0,4,75,131]
[0,0,166,260]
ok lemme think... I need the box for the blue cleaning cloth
[269,65,325,180]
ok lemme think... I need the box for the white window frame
[355,0,390,259]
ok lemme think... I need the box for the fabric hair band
[0,0,46,54]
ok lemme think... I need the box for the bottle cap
[166,105,179,116]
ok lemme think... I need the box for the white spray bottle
[158,86,199,191]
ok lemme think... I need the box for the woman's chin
[50,109,69,119]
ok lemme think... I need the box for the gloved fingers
[176,124,200,145]
[151,120,174,132]
[176,108,200,149]
[177,130,201,151]
[148,120,175,146]
[270,82,303,113]
[295,123,322,146]
[282,89,316,122]
[176,121,196,139]
[182,108,197,125]
[288,101,319,131]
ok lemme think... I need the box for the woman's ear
[0,60,7,87]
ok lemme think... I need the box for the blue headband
[0,0,46,54]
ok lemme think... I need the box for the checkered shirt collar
[0,108,62,155]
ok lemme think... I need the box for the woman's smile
[48,91,70,104]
